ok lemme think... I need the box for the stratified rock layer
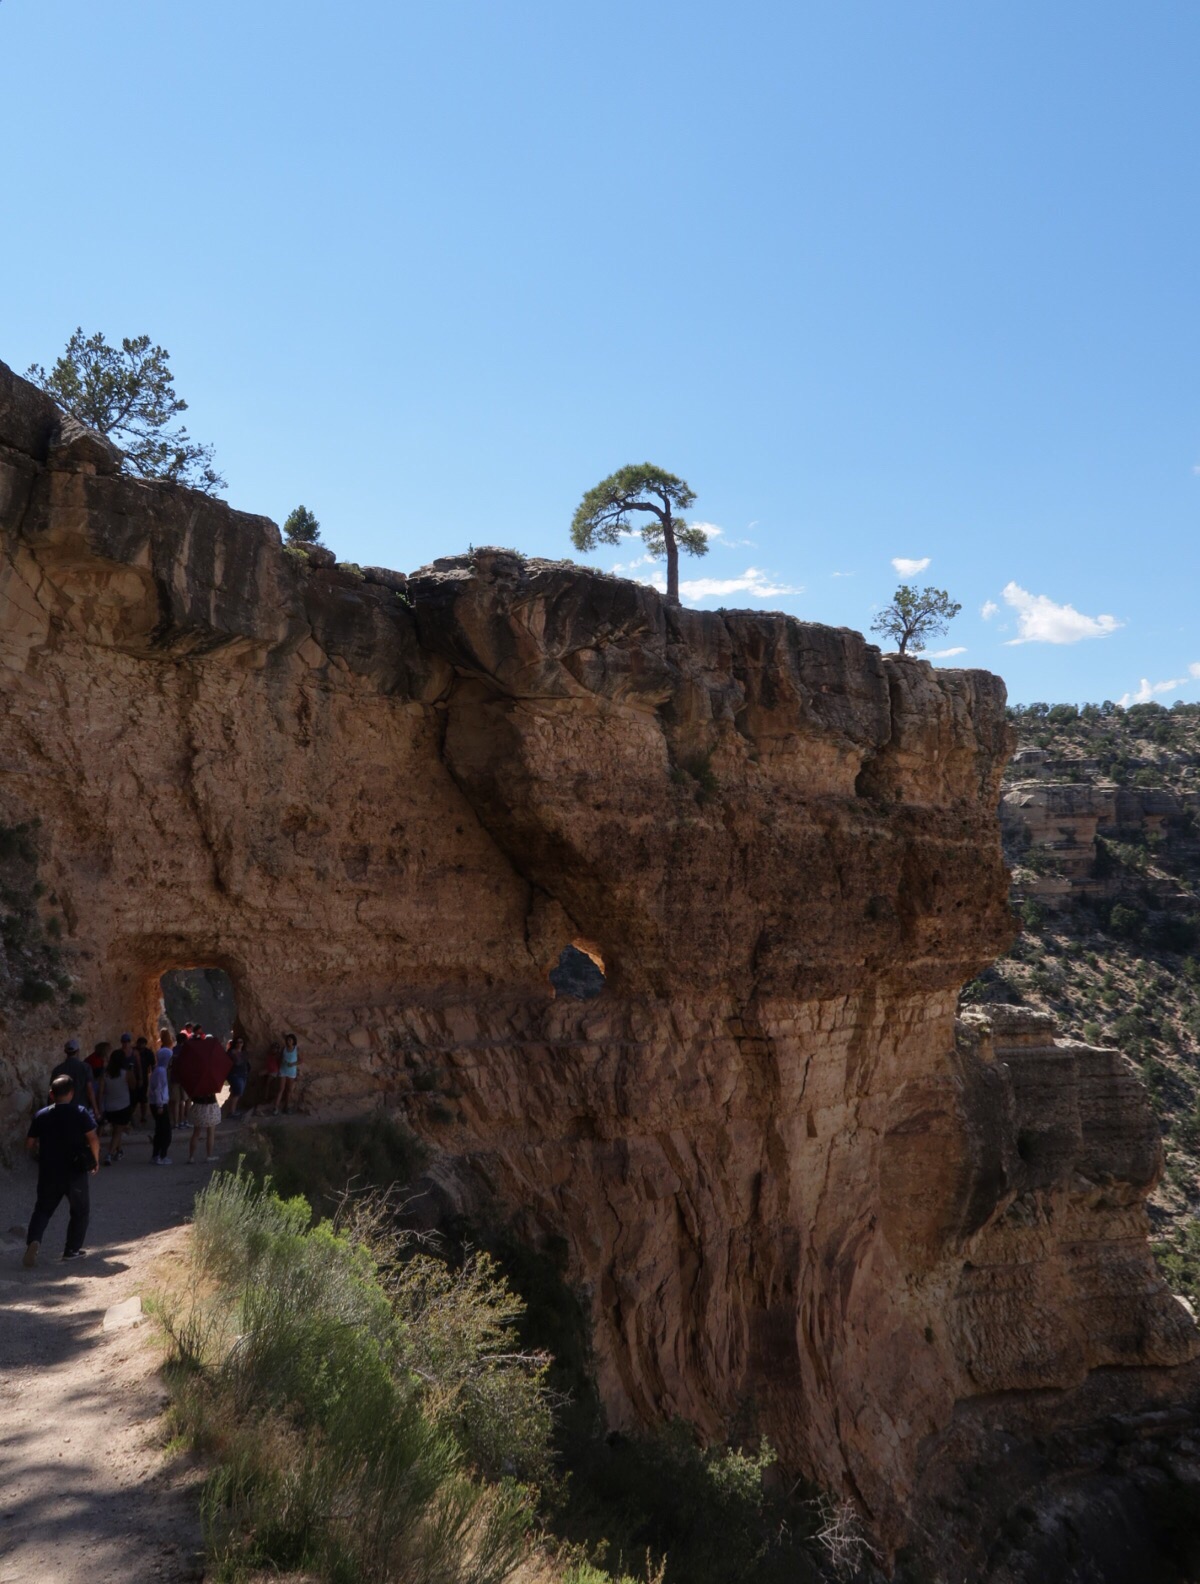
[2,360,1198,1579]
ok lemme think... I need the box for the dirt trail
[0,1117,248,1584]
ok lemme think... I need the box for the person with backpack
[132,1034,153,1125]
[170,1026,192,1128]
[50,1038,97,1119]
[99,1044,134,1165]
[148,1041,173,1165]
[23,1072,99,1266]
[223,1036,250,1118]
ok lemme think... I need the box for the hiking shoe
[114,1149,124,1161]
[23,1241,38,1268]
[156,1157,173,1166]
[103,1153,112,1166]
[62,1248,88,1261]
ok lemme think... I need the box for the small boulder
[47,414,123,475]
[302,544,337,569]
[362,566,408,592]
[102,1295,142,1331]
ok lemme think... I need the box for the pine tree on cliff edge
[570,464,705,605]
[871,584,962,655]
[27,328,224,494]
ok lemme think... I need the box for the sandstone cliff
[2,358,1199,1580]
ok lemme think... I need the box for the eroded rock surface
[2,359,1198,1579]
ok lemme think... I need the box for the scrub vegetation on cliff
[160,1118,838,1584]
[963,699,1200,1303]
[157,1164,546,1584]
[0,820,82,1054]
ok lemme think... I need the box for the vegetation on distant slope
[964,698,1200,1305]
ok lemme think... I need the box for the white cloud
[831,570,856,579]
[692,521,723,539]
[609,553,658,573]
[892,556,930,576]
[642,566,801,603]
[927,646,968,659]
[980,600,999,620]
[1118,663,1200,708]
[1001,581,1123,645]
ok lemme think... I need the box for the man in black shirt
[24,1073,99,1266]
[49,1037,98,1118]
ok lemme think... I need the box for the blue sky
[3,1,1197,706]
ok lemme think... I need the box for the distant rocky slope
[3,356,1200,1581]
[977,700,1200,1313]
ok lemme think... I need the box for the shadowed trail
[0,1116,252,1583]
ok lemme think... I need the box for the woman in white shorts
[187,1093,222,1164]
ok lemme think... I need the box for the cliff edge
[2,359,1198,1580]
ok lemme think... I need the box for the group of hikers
[21,1024,302,1267]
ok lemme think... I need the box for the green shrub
[670,751,718,804]
[547,1421,822,1584]
[160,1169,542,1584]
[1154,1219,1200,1307]
[1108,903,1145,942]
[1020,900,1046,931]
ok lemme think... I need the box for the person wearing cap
[50,1039,97,1118]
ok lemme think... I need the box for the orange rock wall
[2,360,1198,1574]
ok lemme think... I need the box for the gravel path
[0,1116,246,1584]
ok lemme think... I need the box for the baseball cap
[65,1037,80,1052]
[120,1032,133,1041]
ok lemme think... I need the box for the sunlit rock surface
[2,358,1198,1580]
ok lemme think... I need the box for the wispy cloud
[1118,662,1200,708]
[695,520,759,548]
[642,566,801,603]
[831,570,856,579]
[1001,581,1122,645]
[980,600,999,620]
[892,556,930,577]
[927,646,968,659]
[609,553,658,574]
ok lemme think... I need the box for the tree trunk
[664,512,679,605]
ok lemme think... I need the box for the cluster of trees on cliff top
[29,330,961,648]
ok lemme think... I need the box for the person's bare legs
[205,1124,217,1161]
[187,1124,202,1163]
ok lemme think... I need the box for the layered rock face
[3,359,1199,1578]
[1003,778,1198,908]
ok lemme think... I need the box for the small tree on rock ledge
[871,584,962,655]
[570,463,704,605]
[283,504,323,546]
[27,328,224,494]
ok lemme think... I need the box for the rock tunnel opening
[549,943,606,1000]
[159,966,239,1042]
